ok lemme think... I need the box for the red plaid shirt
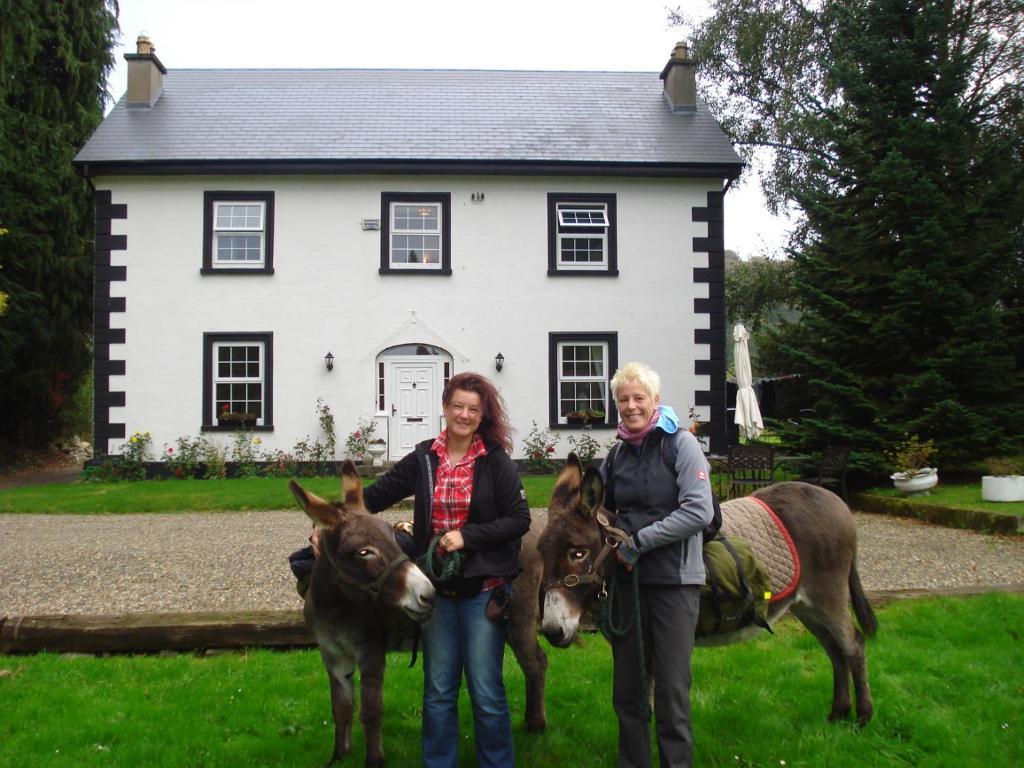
[431,432,504,591]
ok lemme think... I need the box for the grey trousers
[610,583,701,768]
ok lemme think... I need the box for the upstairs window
[380,192,452,275]
[202,192,275,274]
[548,193,618,276]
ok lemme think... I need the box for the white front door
[388,362,438,459]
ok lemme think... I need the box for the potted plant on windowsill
[566,409,606,426]
[218,409,257,425]
[981,457,1024,502]
[889,435,938,495]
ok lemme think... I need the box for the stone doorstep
[4,583,1023,656]
[852,492,1024,535]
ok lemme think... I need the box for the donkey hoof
[525,717,547,734]
[827,706,851,723]
[327,748,350,766]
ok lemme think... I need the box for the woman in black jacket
[305,372,529,768]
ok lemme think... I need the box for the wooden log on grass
[0,610,313,654]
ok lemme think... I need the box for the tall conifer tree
[0,1,119,449]
[685,0,1024,465]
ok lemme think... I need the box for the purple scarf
[617,407,660,447]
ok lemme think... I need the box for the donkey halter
[544,511,632,598]
[321,539,410,605]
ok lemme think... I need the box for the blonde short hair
[610,362,661,401]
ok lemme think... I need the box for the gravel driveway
[1,510,1022,616]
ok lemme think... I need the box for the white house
[74,37,741,463]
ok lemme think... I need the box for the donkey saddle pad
[718,496,800,602]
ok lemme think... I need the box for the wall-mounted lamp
[324,351,335,372]
[494,352,505,372]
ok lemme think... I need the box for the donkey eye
[569,548,589,562]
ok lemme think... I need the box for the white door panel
[389,363,437,458]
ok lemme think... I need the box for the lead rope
[596,565,651,722]
[416,533,465,584]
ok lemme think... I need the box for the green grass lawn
[2,472,1014,518]
[863,482,1024,516]
[1,594,1021,767]
[0,475,562,515]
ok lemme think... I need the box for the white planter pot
[891,468,938,495]
[366,442,387,467]
[982,475,1024,503]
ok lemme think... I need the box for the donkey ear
[339,460,365,508]
[289,480,339,528]
[549,455,583,515]
[579,468,606,519]
[556,453,583,487]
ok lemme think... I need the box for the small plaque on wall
[361,218,380,231]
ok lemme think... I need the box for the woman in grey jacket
[601,362,715,768]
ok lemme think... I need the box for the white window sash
[557,233,608,269]
[213,341,265,426]
[556,205,609,228]
[213,202,266,267]
[556,341,609,422]
[214,202,265,230]
[390,201,443,270]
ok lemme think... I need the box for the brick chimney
[660,41,696,113]
[124,34,166,108]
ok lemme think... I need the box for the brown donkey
[290,461,548,767]
[537,456,877,725]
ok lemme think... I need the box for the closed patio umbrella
[733,323,764,440]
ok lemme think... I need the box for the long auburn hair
[442,372,513,454]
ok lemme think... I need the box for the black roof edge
[75,157,744,181]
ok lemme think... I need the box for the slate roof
[75,68,742,174]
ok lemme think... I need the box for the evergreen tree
[0,1,119,451]
[683,0,1024,467]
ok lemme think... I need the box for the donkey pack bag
[697,534,772,638]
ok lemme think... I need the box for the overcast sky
[105,0,792,257]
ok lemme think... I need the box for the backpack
[603,431,722,540]
[697,533,772,637]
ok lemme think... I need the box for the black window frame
[379,192,452,275]
[548,331,618,428]
[547,193,618,276]
[202,332,274,431]
[202,191,275,275]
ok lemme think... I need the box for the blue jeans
[421,590,514,768]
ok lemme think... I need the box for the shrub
[522,421,559,474]
[257,448,295,477]
[983,456,1024,476]
[345,415,378,461]
[292,437,332,477]
[231,430,262,478]
[888,435,937,477]
[290,399,339,476]
[567,428,604,467]
[162,436,205,479]
[201,439,227,479]
[82,430,151,482]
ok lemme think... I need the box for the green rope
[597,565,651,721]
[416,534,465,584]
